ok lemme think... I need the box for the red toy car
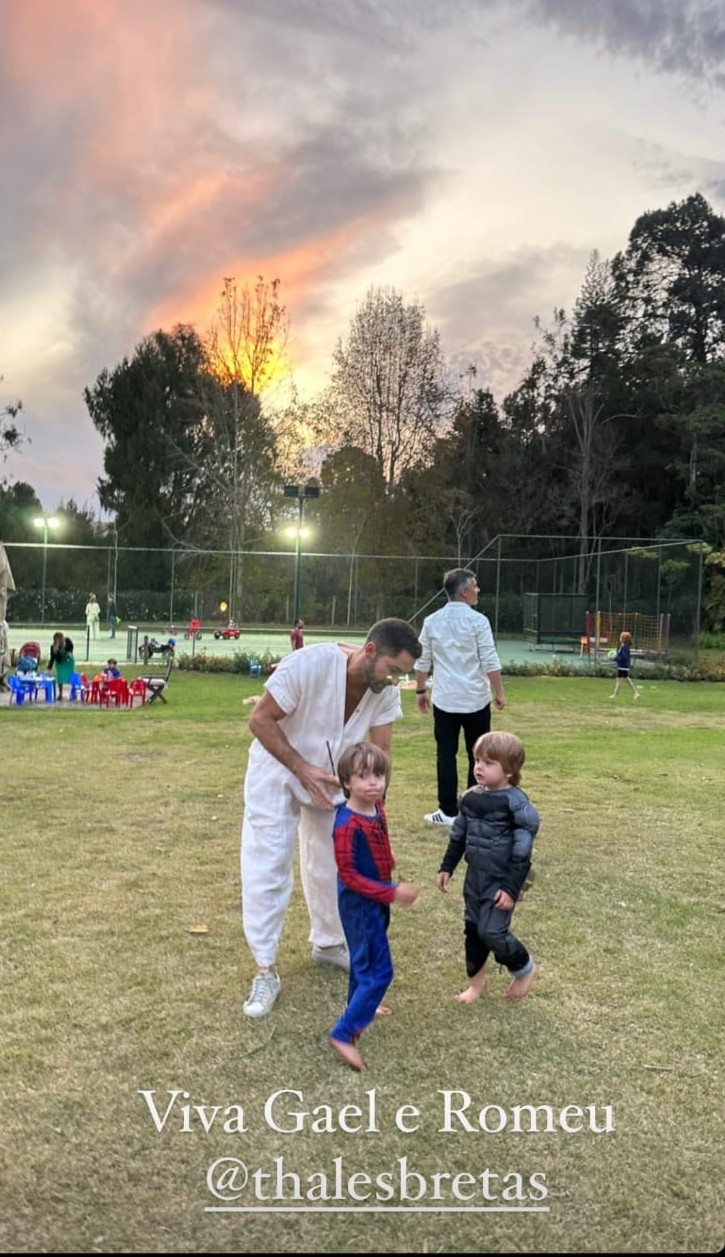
[213,624,241,640]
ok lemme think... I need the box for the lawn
[1,672,722,1253]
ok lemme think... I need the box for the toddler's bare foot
[454,981,485,1004]
[506,963,538,1001]
[329,1037,367,1071]
[375,1005,391,1017]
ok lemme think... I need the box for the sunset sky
[1,0,724,512]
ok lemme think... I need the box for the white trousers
[241,771,343,969]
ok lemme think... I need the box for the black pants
[464,905,530,978]
[433,703,491,817]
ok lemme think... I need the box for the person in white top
[85,593,101,639]
[240,617,422,1019]
[414,568,506,826]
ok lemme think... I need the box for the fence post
[126,625,138,663]
[494,536,502,638]
[695,545,704,665]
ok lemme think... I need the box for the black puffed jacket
[439,785,540,901]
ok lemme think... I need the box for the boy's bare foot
[454,977,485,1004]
[375,1005,391,1016]
[329,1037,367,1071]
[506,963,538,1001]
[455,987,481,1004]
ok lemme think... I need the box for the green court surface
[4,624,608,671]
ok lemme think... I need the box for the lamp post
[283,485,320,624]
[33,515,60,625]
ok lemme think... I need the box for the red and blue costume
[330,801,396,1045]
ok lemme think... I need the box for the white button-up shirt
[415,601,501,713]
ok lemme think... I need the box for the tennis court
[4,623,616,672]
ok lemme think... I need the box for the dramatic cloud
[526,0,725,84]
[1,0,723,507]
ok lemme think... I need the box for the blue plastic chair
[249,659,262,677]
[68,672,84,701]
[8,675,36,705]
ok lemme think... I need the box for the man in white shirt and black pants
[414,568,506,826]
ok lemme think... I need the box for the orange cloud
[147,199,411,387]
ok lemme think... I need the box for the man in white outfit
[414,568,506,827]
[85,593,101,639]
[241,617,422,1018]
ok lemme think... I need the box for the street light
[283,485,320,624]
[33,515,60,625]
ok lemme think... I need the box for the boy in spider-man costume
[329,741,417,1072]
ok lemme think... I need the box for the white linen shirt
[415,601,501,713]
[247,642,403,805]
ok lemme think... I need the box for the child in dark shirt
[329,742,417,1072]
[438,731,540,1004]
[610,631,639,700]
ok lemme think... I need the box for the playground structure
[582,610,671,660]
[512,536,700,660]
[524,592,671,660]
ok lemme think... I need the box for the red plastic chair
[128,678,147,707]
[99,678,131,708]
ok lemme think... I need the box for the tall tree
[613,194,725,544]
[660,362,725,547]
[402,388,512,559]
[327,286,448,492]
[531,254,631,586]
[206,275,289,396]
[204,277,285,618]
[613,193,725,366]
[317,446,385,623]
[85,325,213,589]
[0,377,23,483]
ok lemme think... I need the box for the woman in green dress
[48,632,75,701]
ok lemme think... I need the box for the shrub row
[175,651,725,684]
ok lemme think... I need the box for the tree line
[2,194,725,630]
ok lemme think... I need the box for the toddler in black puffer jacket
[437,730,540,1004]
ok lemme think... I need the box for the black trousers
[464,906,530,978]
[433,703,492,817]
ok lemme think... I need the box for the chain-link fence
[2,534,704,661]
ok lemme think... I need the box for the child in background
[103,659,121,680]
[610,631,639,700]
[437,731,540,1004]
[329,742,418,1072]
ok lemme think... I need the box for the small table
[11,674,56,704]
[37,673,57,702]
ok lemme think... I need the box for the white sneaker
[311,943,350,971]
[424,809,456,826]
[243,971,281,1019]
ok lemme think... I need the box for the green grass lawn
[1,673,722,1253]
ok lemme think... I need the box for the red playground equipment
[581,610,670,660]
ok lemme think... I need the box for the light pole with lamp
[283,484,320,624]
[33,515,60,625]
